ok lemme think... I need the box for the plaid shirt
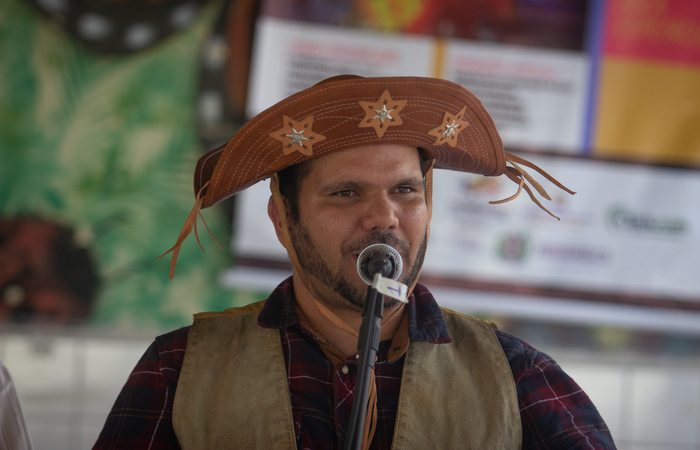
[94,279,616,449]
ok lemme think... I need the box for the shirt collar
[257,277,452,345]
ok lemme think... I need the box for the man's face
[289,143,429,312]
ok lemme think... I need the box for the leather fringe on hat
[161,75,574,278]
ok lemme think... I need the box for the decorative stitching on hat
[214,79,502,202]
[229,139,269,191]
[276,97,378,128]
[358,90,407,138]
[398,109,479,172]
[229,133,282,193]
[198,146,225,193]
[395,95,458,110]
[464,116,488,172]
[269,115,326,157]
[314,114,365,135]
[398,89,500,171]
[312,131,439,160]
[389,96,490,165]
[460,125,483,172]
[243,112,366,188]
[306,98,373,116]
[234,116,483,198]
[225,102,374,195]
[427,106,470,148]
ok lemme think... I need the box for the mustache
[342,231,409,257]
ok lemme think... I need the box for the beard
[290,222,427,311]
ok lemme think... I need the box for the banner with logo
[425,154,700,305]
[230,153,700,311]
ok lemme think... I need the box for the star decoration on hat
[286,129,308,146]
[270,115,326,156]
[374,105,393,124]
[428,106,470,147]
[358,90,407,138]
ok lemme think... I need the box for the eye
[395,186,414,194]
[334,190,355,197]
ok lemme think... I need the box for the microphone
[347,243,408,450]
[356,243,403,285]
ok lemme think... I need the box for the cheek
[402,205,429,237]
[307,202,360,234]
[300,211,353,254]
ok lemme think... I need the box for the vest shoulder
[439,306,499,330]
[193,299,266,320]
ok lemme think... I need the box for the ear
[268,195,289,250]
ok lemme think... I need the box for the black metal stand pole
[344,274,385,450]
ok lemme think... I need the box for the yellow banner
[594,58,700,165]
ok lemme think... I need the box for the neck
[292,274,406,358]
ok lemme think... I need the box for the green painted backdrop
[0,0,263,327]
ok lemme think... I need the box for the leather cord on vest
[363,371,378,450]
[270,175,378,449]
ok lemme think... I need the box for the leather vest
[172,300,521,449]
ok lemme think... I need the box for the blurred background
[1,0,699,448]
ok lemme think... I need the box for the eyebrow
[319,176,424,194]
[319,180,362,194]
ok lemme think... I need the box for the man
[95,76,616,449]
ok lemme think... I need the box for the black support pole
[344,274,385,450]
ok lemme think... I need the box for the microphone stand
[344,273,385,450]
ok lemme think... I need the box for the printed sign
[247,17,590,154]
[443,41,589,152]
[232,155,700,308]
[246,17,434,117]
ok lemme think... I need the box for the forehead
[303,144,423,183]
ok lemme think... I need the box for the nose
[360,193,399,232]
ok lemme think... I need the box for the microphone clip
[356,243,403,285]
[356,243,408,303]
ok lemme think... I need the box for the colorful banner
[593,0,700,165]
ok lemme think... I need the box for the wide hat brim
[162,75,574,278]
[194,75,506,208]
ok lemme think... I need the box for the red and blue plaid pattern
[94,278,616,449]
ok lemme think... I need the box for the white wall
[1,327,699,450]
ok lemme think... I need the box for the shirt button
[341,365,349,375]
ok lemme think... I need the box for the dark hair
[277,160,312,223]
[277,148,433,223]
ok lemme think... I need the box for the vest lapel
[173,301,296,450]
[391,308,521,449]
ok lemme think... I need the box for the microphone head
[356,243,404,285]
